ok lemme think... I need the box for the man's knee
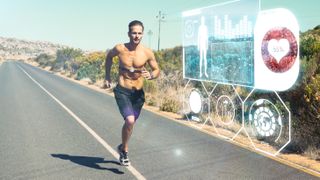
[125,115,135,127]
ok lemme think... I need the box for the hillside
[0,36,66,60]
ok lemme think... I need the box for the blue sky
[0,0,319,51]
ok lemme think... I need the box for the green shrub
[143,79,157,94]
[145,93,157,106]
[34,53,55,67]
[160,97,180,113]
[76,61,101,82]
[282,27,320,152]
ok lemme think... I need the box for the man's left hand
[142,70,153,80]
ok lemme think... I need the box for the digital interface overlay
[182,0,260,86]
[182,0,299,156]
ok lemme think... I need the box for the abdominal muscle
[118,71,144,90]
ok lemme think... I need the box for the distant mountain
[0,36,67,60]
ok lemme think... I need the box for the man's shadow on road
[51,154,124,175]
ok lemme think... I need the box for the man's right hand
[102,80,111,89]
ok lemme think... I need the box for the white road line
[17,64,146,180]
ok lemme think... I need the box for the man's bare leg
[122,115,135,152]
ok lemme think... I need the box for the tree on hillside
[76,51,106,82]
[157,46,182,75]
[281,26,320,151]
[54,48,83,71]
[300,33,320,61]
[34,53,55,67]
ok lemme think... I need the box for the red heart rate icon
[261,27,298,73]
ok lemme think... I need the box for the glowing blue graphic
[182,0,259,86]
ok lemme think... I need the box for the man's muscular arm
[145,49,160,80]
[104,45,120,88]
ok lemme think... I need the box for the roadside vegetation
[31,26,320,160]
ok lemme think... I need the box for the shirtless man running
[104,20,160,166]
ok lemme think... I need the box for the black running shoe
[117,144,130,166]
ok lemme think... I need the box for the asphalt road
[0,60,318,179]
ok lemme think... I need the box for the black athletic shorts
[113,84,145,120]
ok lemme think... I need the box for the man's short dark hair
[128,20,144,32]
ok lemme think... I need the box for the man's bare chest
[118,51,148,67]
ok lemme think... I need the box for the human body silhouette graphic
[197,16,209,78]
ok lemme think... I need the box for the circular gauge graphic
[252,107,276,137]
[185,20,196,38]
[188,89,203,114]
[216,95,235,125]
[249,99,282,142]
[261,27,298,73]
